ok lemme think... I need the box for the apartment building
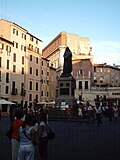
[42,31,120,106]
[0,19,56,108]
[42,31,93,77]
[49,66,56,102]
[93,64,120,87]
[0,37,13,102]
[72,59,93,101]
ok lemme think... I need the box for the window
[13,65,16,73]
[41,70,43,75]
[5,86,9,94]
[13,28,15,34]
[6,45,11,54]
[103,95,106,101]
[79,81,82,89]
[22,56,24,64]
[36,69,38,76]
[30,36,34,41]
[35,47,38,53]
[24,46,26,52]
[0,43,4,52]
[85,81,88,89]
[36,95,38,102]
[29,81,32,90]
[41,91,43,96]
[79,70,82,75]
[30,67,32,74]
[29,44,33,51]
[37,48,39,53]
[22,67,24,74]
[30,55,32,61]
[94,77,97,83]
[94,67,96,72]
[29,94,32,101]
[16,30,18,36]
[0,71,1,81]
[13,28,18,35]
[21,45,24,51]
[0,57,2,67]
[12,81,15,90]
[47,80,49,85]
[13,53,16,62]
[7,60,9,69]
[22,33,26,40]
[36,57,38,64]
[36,82,38,91]
[36,39,38,44]
[47,72,49,76]
[6,72,9,83]
[42,61,43,66]
[100,76,103,83]
[13,42,18,48]
[47,91,49,97]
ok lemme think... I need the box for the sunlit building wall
[0,19,42,106]
[42,31,93,78]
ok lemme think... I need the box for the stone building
[42,31,92,77]
[40,58,56,103]
[42,32,120,106]
[0,19,56,108]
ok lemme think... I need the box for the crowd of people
[6,101,120,159]
[9,104,49,160]
[77,102,120,126]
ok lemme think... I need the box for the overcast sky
[0,0,120,65]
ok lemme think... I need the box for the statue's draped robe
[62,47,72,76]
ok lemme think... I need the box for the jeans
[12,138,20,160]
[18,144,34,160]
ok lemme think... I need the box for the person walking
[66,106,72,123]
[11,110,23,160]
[95,105,102,127]
[78,107,83,119]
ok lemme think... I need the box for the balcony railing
[11,88,18,95]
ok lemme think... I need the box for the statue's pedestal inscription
[56,76,76,106]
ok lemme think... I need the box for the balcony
[11,88,18,95]
[21,89,26,96]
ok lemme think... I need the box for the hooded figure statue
[62,47,72,76]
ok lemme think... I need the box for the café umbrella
[0,99,15,105]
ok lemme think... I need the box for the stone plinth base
[56,75,76,107]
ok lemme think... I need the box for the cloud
[91,40,120,65]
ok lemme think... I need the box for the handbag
[46,123,55,140]
[47,130,55,140]
[24,128,39,145]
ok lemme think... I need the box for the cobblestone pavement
[1,116,120,160]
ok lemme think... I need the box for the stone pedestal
[56,75,76,107]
